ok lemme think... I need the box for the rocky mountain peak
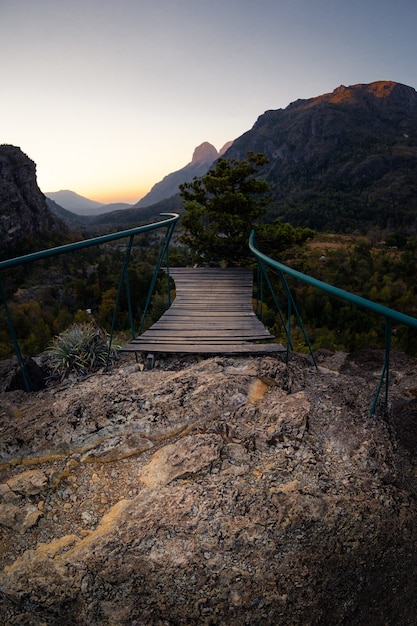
[190,141,219,165]
[324,80,398,102]
[306,80,417,110]
[137,141,231,208]
[219,140,234,155]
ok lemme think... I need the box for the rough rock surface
[0,145,68,256]
[1,349,417,625]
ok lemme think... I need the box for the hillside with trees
[62,81,417,236]
[220,81,417,233]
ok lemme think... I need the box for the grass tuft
[45,322,119,379]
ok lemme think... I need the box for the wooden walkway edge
[121,267,285,355]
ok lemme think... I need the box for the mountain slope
[89,194,183,228]
[136,141,231,208]
[45,197,93,227]
[223,81,417,232]
[80,142,232,230]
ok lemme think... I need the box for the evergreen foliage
[0,240,170,360]
[259,234,417,355]
[255,219,315,258]
[179,152,270,266]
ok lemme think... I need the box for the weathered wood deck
[121,267,285,354]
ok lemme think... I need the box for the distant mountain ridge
[43,141,231,229]
[45,190,132,216]
[44,140,232,219]
[136,141,232,208]
[45,190,103,213]
[44,197,92,227]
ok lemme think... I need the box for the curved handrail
[249,230,417,414]
[0,212,179,270]
[0,213,180,390]
[249,231,417,330]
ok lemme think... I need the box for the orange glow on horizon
[86,187,148,206]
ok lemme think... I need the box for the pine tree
[179,152,270,266]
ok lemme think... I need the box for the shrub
[45,322,119,379]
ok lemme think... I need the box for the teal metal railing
[249,230,417,415]
[0,213,180,391]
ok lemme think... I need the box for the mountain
[222,81,417,233]
[45,191,133,217]
[66,141,232,232]
[47,140,232,226]
[101,202,133,213]
[136,141,232,208]
[45,190,109,215]
[9,82,417,240]
[114,81,417,235]
[44,197,93,228]
[0,145,68,257]
[88,195,183,229]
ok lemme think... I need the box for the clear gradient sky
[1,0,417,205]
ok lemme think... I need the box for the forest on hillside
[1,226,417,361]
[258,231,417,355]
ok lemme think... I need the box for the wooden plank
[122,342,285,354]
[166,312,255,316]
[120,267,283,355]
[143,328,271,335]
[147,316,266,325]
[146,320,269,335]
[144,332,271,338]
[138,323,265,332]
[148,326,265,332]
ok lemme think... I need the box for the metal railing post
[0,277,32,391]
[137,217,177,336]
[0,213,180,388]
[370,318,392,415]
[107,234,135,367]
[257,261,290,348]
[249,230,417,415]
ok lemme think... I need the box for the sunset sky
[1,0,417,205]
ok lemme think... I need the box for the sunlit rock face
[0,144,67,256]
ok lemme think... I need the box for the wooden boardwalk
[121,267,285,355]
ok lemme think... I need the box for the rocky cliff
[0,145,68,257]
[1,349,417,624]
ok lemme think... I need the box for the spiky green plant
[45,322,119,379]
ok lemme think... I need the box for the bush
[45,322,119,379]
